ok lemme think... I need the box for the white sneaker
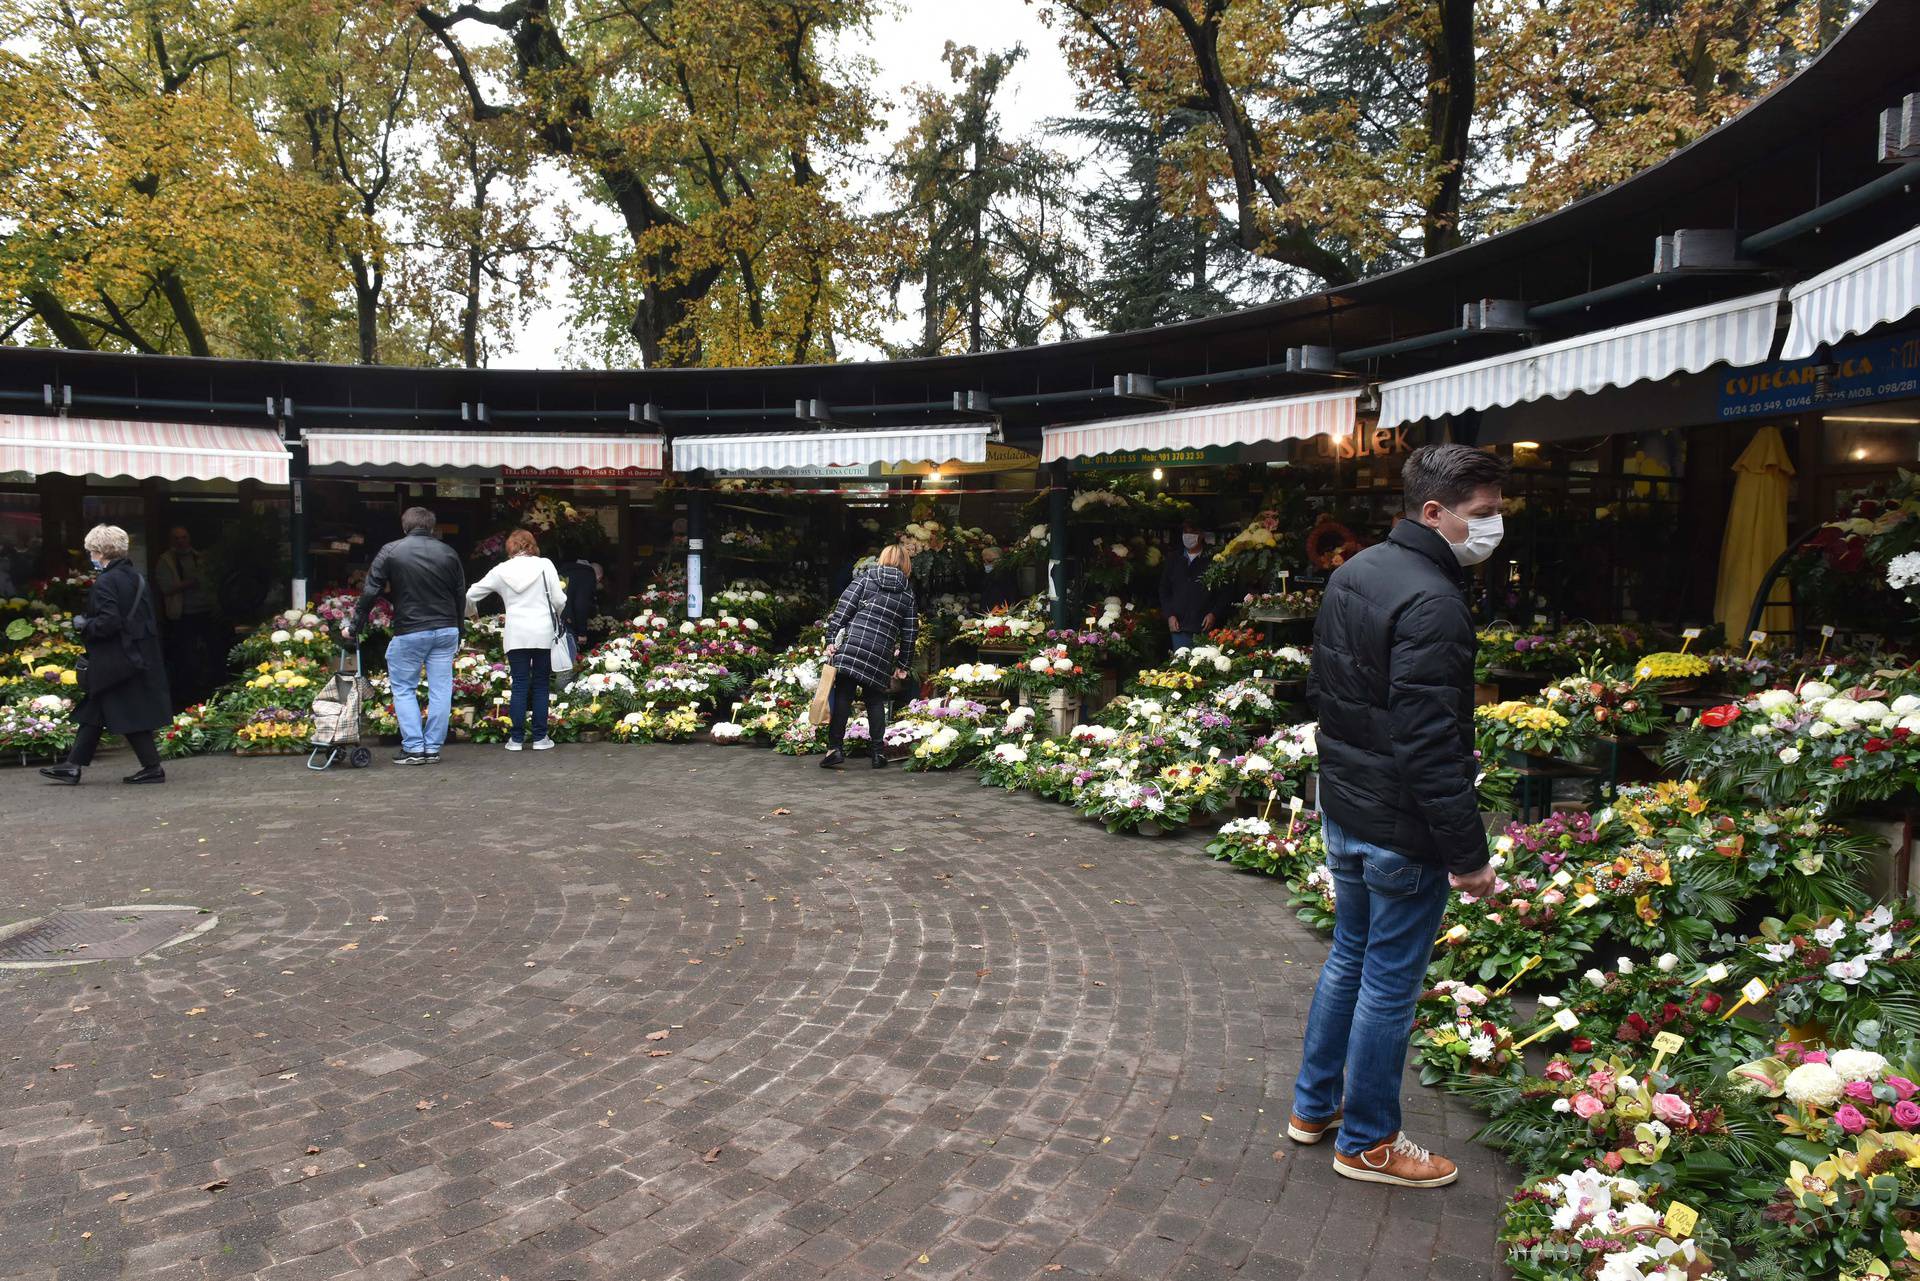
[505,740,523,752]
[530,737,556,751]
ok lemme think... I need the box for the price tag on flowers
[1663,1201,1698,1239]
[1720,978,1770,1021]
[1649,1031,1685,1074]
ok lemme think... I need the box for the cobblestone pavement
[0,745,1511,1281]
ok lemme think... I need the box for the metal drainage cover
[0,906,215,968]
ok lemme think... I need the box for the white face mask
[1181,533,1202,551]
[1441,508,1503,566]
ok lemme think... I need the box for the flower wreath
[1305,515,1362,570]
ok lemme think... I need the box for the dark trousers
[507,647,552,742]
[165,612,215,701]
[67,724,160,770]
[827,677,887,755]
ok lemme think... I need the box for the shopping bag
[808,663,837,726]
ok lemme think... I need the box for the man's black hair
[1401,444,1509,515]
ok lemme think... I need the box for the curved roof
[2,0,1917,451]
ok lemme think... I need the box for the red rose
[1698,705,1742,728]
[1865,739,1889,753]
[1699,993,1723,1014]
[1832,755,1855,769]
[1897,728,1913,741]
[1569,1036,1593,1053]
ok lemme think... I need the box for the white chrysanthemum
[1887,550,1920,591]
[1893,694,1920,716]
[1466,1033,1495,1062]
[1782,1062,1845,1108]
[270,629,291,643]
[1800,681,1837,701]
[1829,1049,1889,1081]
[1755,689,1797,712]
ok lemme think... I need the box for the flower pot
[1132,820,1177,839]
[577,730,604,743]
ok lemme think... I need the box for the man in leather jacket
[346,507,466,764]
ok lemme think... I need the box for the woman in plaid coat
[820,544,918,768]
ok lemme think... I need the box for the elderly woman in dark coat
[820,544,918,769]
[41,524,173,785]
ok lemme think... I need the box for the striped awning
[1380,288,1785,429]
[304,430,662,474]
[0,415,288,483]
[671,424,990,473]
[1040,389,1360,463]
[1783,223,1920,359]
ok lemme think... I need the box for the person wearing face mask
[40,525,173,785]
[1158,520,1219,653]
[1287,443,1508,1190]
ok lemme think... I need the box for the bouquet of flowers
[1742,906,1920,1047]
[1663,678,1920,807]
[1288,860,1339,933]
[612,704,703,742]
[1015,637,1104,697]
[1541,667,1669,740]
[1632,651,1711,687]
[228,613,335,668]
[1477,700,1589,760]
[157,705,210,759]
[928,662,1009,695]
[955,599,1049,648]
[1206,813,1323,880]
[977,737,1036,791]
[1203,510,1294,590]
[1224,723,1318,800]
[0,694,76,759]
[1499,1169,1730,1281]
[1256,645,1312,682]
[1430,870,1603,987]
[1412,980,1522,1087]
[1239,588,1320,620]
[235,707,312,747]
[1477,629,1570,680]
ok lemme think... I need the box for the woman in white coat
[466,529,567,750]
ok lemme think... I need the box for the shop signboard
[503,465,663,478]
[1076,445,1241,472]
[880,443,1037,477]
[1717,330,1920,419]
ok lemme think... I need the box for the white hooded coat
[466,555,567,652]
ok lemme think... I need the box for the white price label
[1741,978,1770,1003]
[1552,1009,1580,1031]
[1704,963,1729,983]
[1288,795,1305,812]
[1681,627,1703,640]
[1748,630,1768,645]
[1821,625,1836,638]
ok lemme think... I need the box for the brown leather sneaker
[1285,1111,1342,1144]
[1333,1133,1458,1187]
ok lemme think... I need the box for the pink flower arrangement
[1834,1104,1869,1135]
[1570,1093,1605,1120]
[1651,1093,1693,1125]
[1893,1100,1920,1130]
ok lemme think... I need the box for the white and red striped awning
[304,430,663,475]
[0,414,289,484]
[1783,223,1920,359]
[670,424,991,474]
[1040,389,1361,463]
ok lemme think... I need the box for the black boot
[123,765,166,784]
[870,752,889,769]
[39,764,81,786]
[819,749,845,769]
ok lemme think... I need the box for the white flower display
[1754,689,1798,712]
[1782,1062,1845,1108]
[1219,817,1272,837]
[270,629,291,644]
[1887,550,1920,591]
[1655,953,1678,973]
[1824,956,1870,984]
[709,722,744,742]
[1777,746,1801,764]
[991,743,1027,764]
[1828,1048,1889,1080]
[1466,1033,1495,1062]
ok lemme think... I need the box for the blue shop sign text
[1717,331,1920,419]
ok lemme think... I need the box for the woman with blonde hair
[819,543,917,769]
[41,525,172,785]
[466,528,566,750]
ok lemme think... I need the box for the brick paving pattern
[0,745,1511,1280]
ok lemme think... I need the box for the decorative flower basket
[1132,821,1176,839]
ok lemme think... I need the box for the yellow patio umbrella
[1713,425,1796,635]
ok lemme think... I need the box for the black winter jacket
[75,558,172,734]
[1159,549,1218,631]
[352,531,467,637]
[1309,520,1488,875]
[825,565,918,690]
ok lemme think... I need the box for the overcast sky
[507,0,1077,369]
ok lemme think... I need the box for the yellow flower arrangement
[236,719,313,743]
[1476,701,1571,733]
[1158,762,1225,795]
[1631,651,1709,684]
[1136,669,1205,691]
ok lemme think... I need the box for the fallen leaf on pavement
[415,1100,434,1111]
[647,1050,672,1058]
[769,808,790,816]
[369,915,388,923]
[107,1193,130,1203]
[337,942,358,951]
[186,1008,206,1016]
[51,1064,75,1071]
[645,1029,670,1041]
[201,1179,229,1192]
[305,1146,321,1154]
[490,1120,514,1129]
[701,1146,723,1163]
[301,1164,320,1177]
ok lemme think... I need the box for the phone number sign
[1717,331,1920,420]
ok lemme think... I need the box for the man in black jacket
[1158,520,1217,653]
[1287,444,1506,1189]
[345,507,466,765]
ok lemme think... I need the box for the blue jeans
[1294,815,1451,1155]
[507,647,551,743]
[1168,631,1195,653]
[386,626,459,755]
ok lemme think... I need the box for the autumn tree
[1481,0,1870,222]
[883,45,1083,356]
[0,0,344,357]
[415,0,889,368]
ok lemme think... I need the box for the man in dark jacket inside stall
[1158,520,1218,652]
[1288,443,1507,1190]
